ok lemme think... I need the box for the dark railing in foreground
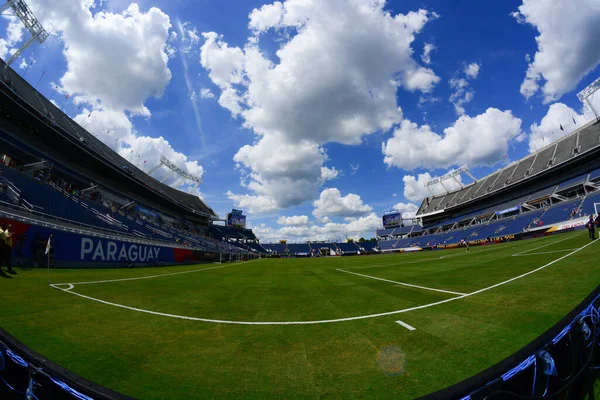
[0,328,132,399]
[1,286,599,399]
[421,285,600,400]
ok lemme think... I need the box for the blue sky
[1,0,599,242]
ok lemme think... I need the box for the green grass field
[1,231,599,399]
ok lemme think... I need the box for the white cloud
[449,63,480,115]
[249,1,285,33]
[23,1,206,192]
[464,62,480,79]
[421,42,436,65]
[225,191,278,214]
[253,213,381,242]
[201,0,440,212]
[199,31,245,90]
[200,88,215,99]
[528,103,587,152]
[173,20,201,55]
[18,58,28,70]
[382,108,522,170]
[277,215,309,226]
[0,16,24,59]
[30,1,172,116]
[231,135,328,213]
[320,166,339,181]
[513,0,600,102]
[312,188,372,218]
[402,172,462,202]
[76,109,204,190]
[0,39,8,59]
[527,91,600,152]
[393,202,419,218]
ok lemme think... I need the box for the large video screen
[227,212,246,228]
[382,212,402,228]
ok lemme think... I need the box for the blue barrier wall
[0,217,219,268]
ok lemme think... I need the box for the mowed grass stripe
[356,232,588,293]
[54,231,591,324]
[69,258,452,322]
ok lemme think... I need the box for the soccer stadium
[1,0,600,399]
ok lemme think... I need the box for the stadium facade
[0,57,263,267]
[376,118,600,252]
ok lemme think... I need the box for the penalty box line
[336,268,467,296]
[49,239,598,326]
[334,234,584,297]
[511,233,583,257]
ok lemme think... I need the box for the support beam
[578,76,600,120]
[80,184,99,196]
[2,0,49,67]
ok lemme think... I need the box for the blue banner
[137,206,159,218]
[496,205,520,216]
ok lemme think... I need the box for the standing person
[595,214,600,239]
[0,224,14,272]
[0,223,6,272]
[587,215,596,240]
[461,238,470,252]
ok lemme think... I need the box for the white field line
[52,261,253,287]
[49,236,597,325]
[336,268,467,296]
[512,248,580,257]
[438,244,506,259]
[346,257,442,270]
[395,320,416,330]
[511,234,580,257]
[349,237,546,270]
[52,283,74,291]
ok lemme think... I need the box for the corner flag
[45,235,52,255]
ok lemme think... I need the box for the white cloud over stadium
[200,0,440,214]
[25,0,205,192]
[382,108,522,171]
[514,0,600,102]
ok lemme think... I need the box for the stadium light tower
[147,156,202,193]
[0,0,49,68]
[425,165,476,195]
[578,76,600,120]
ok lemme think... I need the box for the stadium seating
[1,166,126,232]
[0,58,216,218]
[555,173,588,191]
[376,228,395,237]
[579,190,600,216]
[286,243,311,255]
[536,200,583,226]
[336,242,360,254]
[416,120,600,215]
[356,241,378,252]
[525,186,556,202]
[262,243,287,254]
[0,164,253,253]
